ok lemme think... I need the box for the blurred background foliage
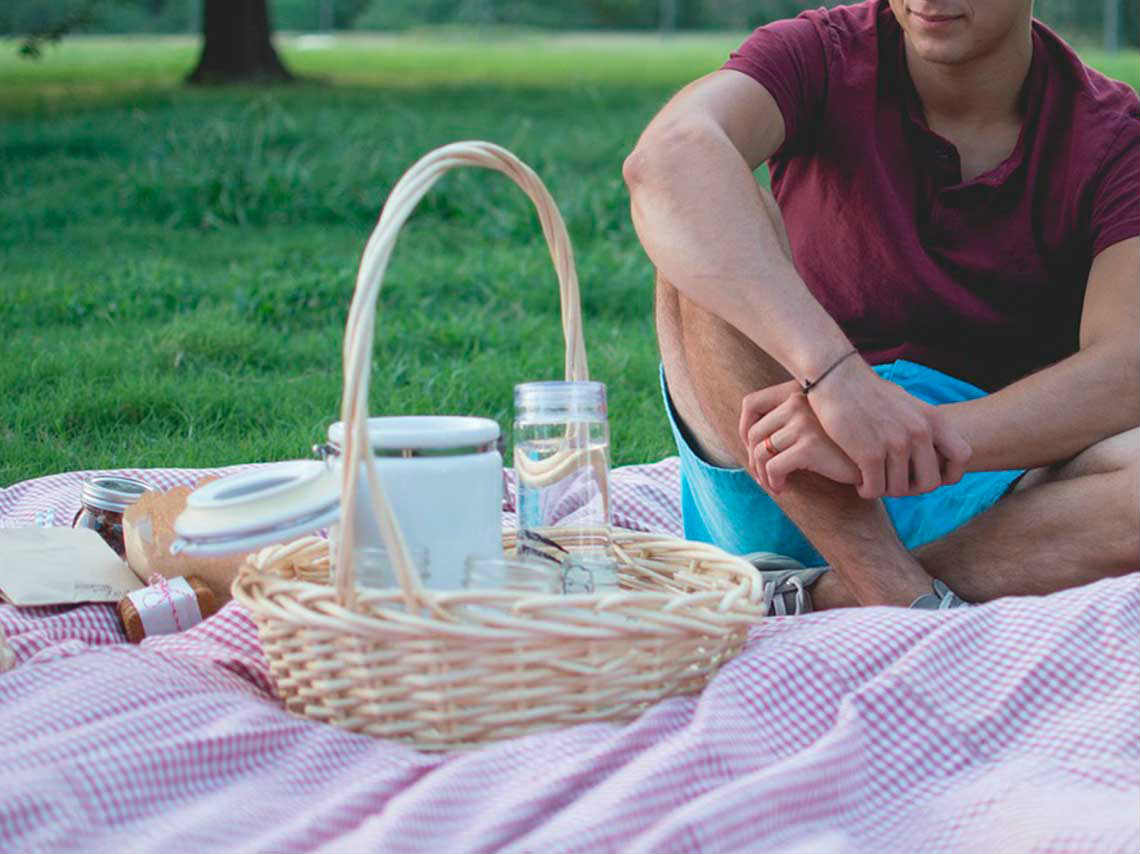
[1,2,1134,481]
[3,0,1137,46]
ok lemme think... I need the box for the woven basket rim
[232,526,770,644]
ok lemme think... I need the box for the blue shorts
[661,359,1026,566]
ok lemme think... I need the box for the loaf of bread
[117,574,218,643]
[122,478,250,604]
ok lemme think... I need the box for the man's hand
[740,360,972,499]
[739,381,860,493]
[805,358,971,498]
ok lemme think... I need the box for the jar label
[127,577,203,638]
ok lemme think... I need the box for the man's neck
[905,26,1034,126]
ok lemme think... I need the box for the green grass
[2,34,1138,486]
[1076,48,1140,88]
[2,33,744,485]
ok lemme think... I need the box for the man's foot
[744,552,830,615]
[745,553,973,612]
[909,579,971,610]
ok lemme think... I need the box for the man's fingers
[738,392,767,450]
[940,452,967,486]
[856,456,886,499]
[826,444,863,484]
[738,397,759,451]
[885,442,911,497]
[744,446,758,481]
[738,382,798,449]
[746,401,793,451]
[766,443,808,493]
[910,440,941,494]
[933,427,972,486]
[752,424,796,493]
[751,443,772,493]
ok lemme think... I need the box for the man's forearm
[628,115,974,496]
[624,118,853,383]
[944,338,1140,472]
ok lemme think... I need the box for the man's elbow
[623,120,717,193]
[621,145,651,192]
[622,132,676,193]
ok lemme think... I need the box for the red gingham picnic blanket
[1,460,1138,853]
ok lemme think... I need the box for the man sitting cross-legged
[622,0,1139,613]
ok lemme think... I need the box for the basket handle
[336,141,589,607]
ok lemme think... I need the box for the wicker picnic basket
[231,141,770,750]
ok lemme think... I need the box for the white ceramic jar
[320,416,504,590]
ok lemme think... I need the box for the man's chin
[906,36,975,66]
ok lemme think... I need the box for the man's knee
[1057,427,1140,480]
[1108,430,1140,564]
[1063,428,1140,567]
[654,271,792,469]
[1109,461,1140,568]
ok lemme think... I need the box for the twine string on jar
[147,573,185,632]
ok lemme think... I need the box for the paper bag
[0,527,144,606]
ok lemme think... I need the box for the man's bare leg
[656,187,932,607]
[658,186,1139,608]
[658,279,930,607]
[663,284,1138,606]
[912,428,1139,601]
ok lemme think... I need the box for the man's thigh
[1012,427,1140,493]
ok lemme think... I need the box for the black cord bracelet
[800,348,859,395]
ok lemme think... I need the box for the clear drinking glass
[463,557,562,593]
[350,545,430,589]
[513,380,618,591]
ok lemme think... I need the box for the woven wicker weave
[232,141,770,750]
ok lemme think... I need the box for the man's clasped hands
[739,355,974,500]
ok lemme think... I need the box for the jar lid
[81,476,152,513]
[514,381,607,423]
[172,460,341,556]
[327,416,500,452]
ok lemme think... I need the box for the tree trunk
[186,0,293,85]
[1103,0,1120,52]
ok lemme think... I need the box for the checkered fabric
[1,461,1137,853]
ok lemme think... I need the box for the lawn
[2,34,1138,486]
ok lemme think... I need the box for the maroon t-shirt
[724,0,1139,391]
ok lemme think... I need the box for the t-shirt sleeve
[1089,117,1140,257]
[722,13,829,156]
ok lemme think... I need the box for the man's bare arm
[623,70,852,378]
[624,70,970,497]
[942,236,1140,472]
[740,236,1139,486]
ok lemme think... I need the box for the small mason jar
[72,476,151,557]
[513,381,617,590]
